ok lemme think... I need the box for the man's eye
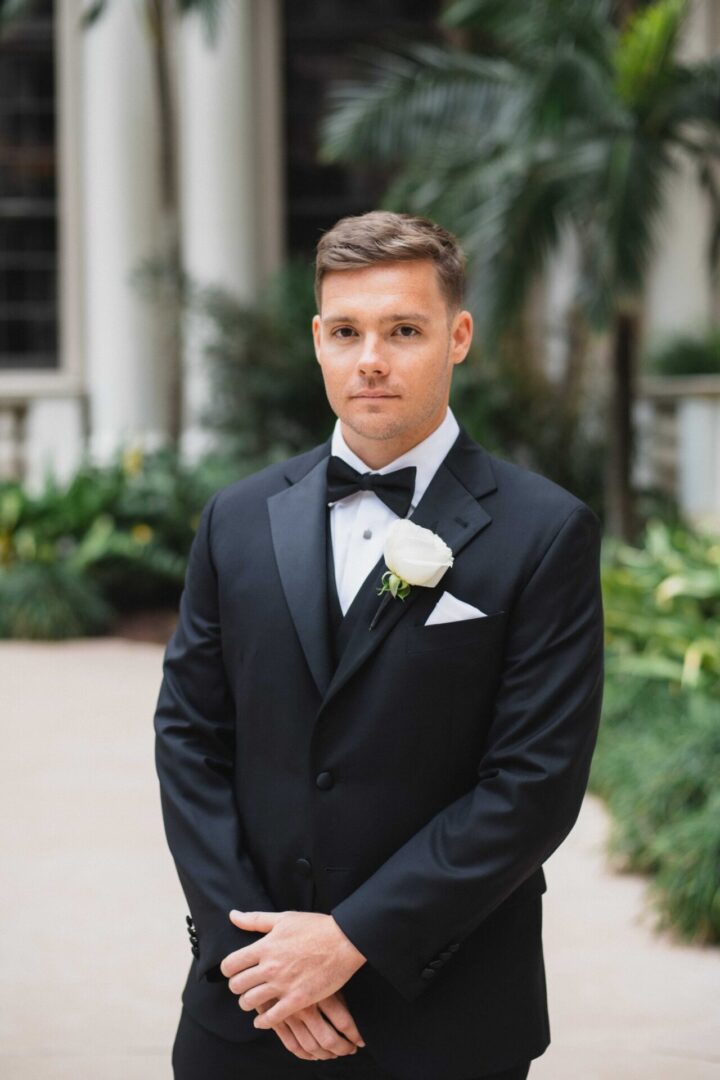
[395,326,419,337]
[331,327,356,338]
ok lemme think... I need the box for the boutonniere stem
[369,592,393,632]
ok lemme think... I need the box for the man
[155,210,604,1079]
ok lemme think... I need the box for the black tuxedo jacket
[153,423,604,1079]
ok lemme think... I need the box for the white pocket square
[424,590,487,626]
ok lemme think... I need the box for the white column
[644,0,716,344]
[178,0,283,460]
[83,0,173,463]
[25,397,86,492]
[677,395,720,528]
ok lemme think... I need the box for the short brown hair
[314,210,466,317]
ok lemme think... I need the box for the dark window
[283,0,444,258]
[0,0,58,371]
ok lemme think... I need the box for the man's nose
[357,334,389,375]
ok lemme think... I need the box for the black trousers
[172,1006,532,1080]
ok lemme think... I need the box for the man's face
[311,259,472,447]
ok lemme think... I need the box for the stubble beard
[343,343,452,444]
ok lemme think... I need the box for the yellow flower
[123,446,144,477]
[131,523,154,544]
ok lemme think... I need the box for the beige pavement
[2,638,719,1079]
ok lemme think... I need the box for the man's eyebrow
[321,312,431,325]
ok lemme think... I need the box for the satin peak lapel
[267,444,334,700]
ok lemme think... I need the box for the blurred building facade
[1,0,719,523]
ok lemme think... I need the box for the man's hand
[256,989,365,1061]
[219,909,366,1029]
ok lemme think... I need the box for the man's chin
[341,416,406,442]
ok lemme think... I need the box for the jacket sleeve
[330,504,604,1003]
[153,490,275,982]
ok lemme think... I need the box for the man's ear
[311,314,322,363]
[451,309,473,365]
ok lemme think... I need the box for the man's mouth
[353,391,399,398]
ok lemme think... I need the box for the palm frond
[522,43,625,137]
[441,0,614,70]
[577,136,671,325]
[658,57,720,137]
[436,139,602,340]
[318,42,517,165]
[614,0,690,117]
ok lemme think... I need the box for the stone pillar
[177,0,284,460]
[644,0,716,343]
[83,0,173,463]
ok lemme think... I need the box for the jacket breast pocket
[405,610,507,654]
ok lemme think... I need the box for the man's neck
[340,410,448,471]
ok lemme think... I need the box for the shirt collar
[329,405,460,511]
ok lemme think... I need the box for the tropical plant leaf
[614,0,690,116]
[441,0,615,68]
[319,42,516,165]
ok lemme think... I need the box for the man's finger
[229,910,279,933]
[228,965,265,997]
[238,983,275,1012]
[274,1021,317,1061]
[254,994,307,1029]
[256,999,318,1062]
[300,1006,358,1057]
[317,996,365,1047]
[219,943,261,978]
[285,1014,339,1060]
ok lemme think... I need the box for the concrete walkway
[1,638,719,1079]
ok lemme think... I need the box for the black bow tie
[326,455,416,517]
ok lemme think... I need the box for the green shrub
[0,445,243,637]
[590,677,720,944]
[601,519,720,698]
[0,562,113,639]
[595,517,720,945]
[644,327,720,376]
[648,791,720,944]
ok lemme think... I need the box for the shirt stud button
[363,529,372,539]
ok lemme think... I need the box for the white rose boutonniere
[370,519,454,629]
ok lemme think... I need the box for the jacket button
[439,951,453,960]
[185,915,194,926]
[191,945,199,957]
[429,959,444,969]
[189,932,198,943]
[420,968,436,979]
[316,771,334,790]
[447,943,460,952]
[295,857,312,877]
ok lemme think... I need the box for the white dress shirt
[328,406,460,615]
